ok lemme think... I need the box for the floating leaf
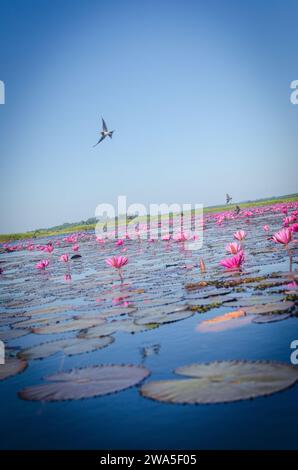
[27,305,74,317]
[227,295,283,307]
[0,315,28,327]
[134,305,193,325]
[78,319,156,339]
[19,364,150,401]
[252,314,291,324]
[18,336,114,360]
[13,314,71,329]
[140,361,298,404]
[244,301,294,315]
[0,357,27,380]
[0,328,29,342]
[32,317,106,334]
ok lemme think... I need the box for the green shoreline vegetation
[1,194,297,243]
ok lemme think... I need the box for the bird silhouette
[93,118,114,147]
[226,193,232,204]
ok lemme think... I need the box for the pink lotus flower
[289,223,298,233]
[283,215,296,227]
[64,273,72,281]
[36,259,49,270]
[263,225,270,232]
[72,244,79,252]
[220,251,245,270]
[225,242,242,254]
[105,256,128,282]
[286,280,298,290]
[60,254,69,262]
[272,228,292,245]
[233,230,246,241]
[44,244,54,253]
[106,256,128,269]
[115,239,124,246]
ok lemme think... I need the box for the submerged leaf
[19,364,150,401]
[140,361,298,404]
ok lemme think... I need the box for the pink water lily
[106,256,128,269]
[272,228,292,245]
[72,244,79,252]
[44,244,54,253]
[105,256,128,282]
[225,242,242,254]
[115,239,124,246]
[60,254,69,262]
[289,223,298,233]
[36,259,49,270]
[220,251,245,270]
[263,225,270,232]
[233,230,246,241]
[272,227,293,271]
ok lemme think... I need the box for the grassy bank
[1,194,297,243]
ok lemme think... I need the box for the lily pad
[133,305,193,325]
[78,319,156,339]
[32,317,106,334]
[13,314,71,329]
[227,295,283,307]
[18,336,114,360]
[244,301,294,315]
[0,315,28,327]
[0,357,27,380]
[140,361,298,404]
[252,314,291,324]
[19,364,150,401]
[27,305,74,317]
[0,328,29,342]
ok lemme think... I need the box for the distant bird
[226,193,232,204]
[93,117,114,147]
[235,205,241,215]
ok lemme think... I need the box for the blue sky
[0,0,297,233]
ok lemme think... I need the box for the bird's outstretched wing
[93,135,106,147]
[102,117,108,132]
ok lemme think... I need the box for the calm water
[0,209,297,449]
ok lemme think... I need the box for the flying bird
[93,117,114,147]
[226,193,232,204]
